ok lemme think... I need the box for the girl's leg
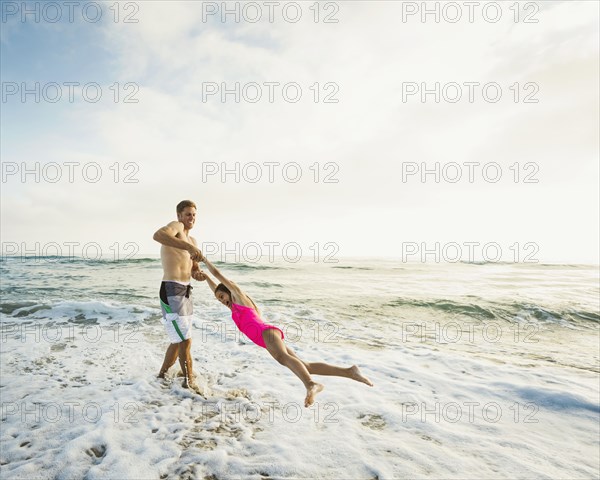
[286,346,373,386]
[262,329,324,407]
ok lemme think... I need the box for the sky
[1,0,599,263]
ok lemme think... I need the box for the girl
[195,257,373,407]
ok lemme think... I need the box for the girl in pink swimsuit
[195,257,373,407]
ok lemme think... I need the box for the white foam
[1,311,598,479]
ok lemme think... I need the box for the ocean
[0,257,598,479]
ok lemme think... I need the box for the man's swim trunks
[159,281,193,344]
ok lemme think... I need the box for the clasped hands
[190,247,207,281]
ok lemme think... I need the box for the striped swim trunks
[159,281,193,344]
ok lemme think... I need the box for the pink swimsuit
[231,303,284,348]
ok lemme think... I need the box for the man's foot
[304,382,324,407]
[182,378,203,395]
[349,365,373,386]
[181,378,195,388]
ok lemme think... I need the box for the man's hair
[176,200,197,214]
[215,283,231,297]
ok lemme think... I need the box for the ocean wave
[385,297,599,327]
[213,261,283,271]
[458,261,517,266]
[564,309,600,323]
[247,282,284,288]
[0,301,40,316]
[331,266,374,270]
[458,261,598,269]
[3,299,156,323]
[385,298,497,319]
[0,256,160,266]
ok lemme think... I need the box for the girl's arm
[192,267,218,293]
[202,257,259,313]
[204,273,218,293]
[201,257,241,294]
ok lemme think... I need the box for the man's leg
[158,343,179,378]
[179,339,195,388]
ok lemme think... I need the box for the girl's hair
[215,283,231,297]
[215,283,260,313]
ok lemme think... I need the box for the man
[153,200,205,392]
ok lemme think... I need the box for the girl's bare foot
[349,365,373,386]
[305,382,324,407]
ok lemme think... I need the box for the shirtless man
[153,200,205,391]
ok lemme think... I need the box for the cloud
[2,1,598,262]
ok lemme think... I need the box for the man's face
[178,207,196,230]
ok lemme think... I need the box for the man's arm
[190,238,203,266]
[153,221,202,260]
